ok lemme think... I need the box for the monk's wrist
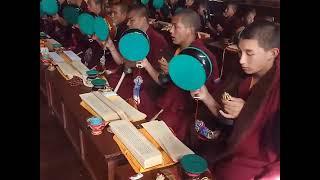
[203,93,214,106]
[144,61,152,71]
[109,46,116,52]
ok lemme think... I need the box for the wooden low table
[40,63,128,180]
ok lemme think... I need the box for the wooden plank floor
[40,93,92,180]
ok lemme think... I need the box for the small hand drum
[78,12,96,35]
[62,5,82,25]
[86,69,98,79]
[94,16,110,41]
[40,0,59,16]
[91,78,107,91]
[168,47,213,91]
[40,2,45,17]
[153,0,164,9]
[118,29,150,62]
[180,154,208,178]
[141,0,150,5]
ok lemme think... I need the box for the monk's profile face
[58,0,66,4]
[198,5,206,16]
[169,0,178,5]
[238,39,277,75]
[245,12,256,25]
[170,16,191,45]
[88,0,102,15]
[185,0,194,7]
[111,5,126,25]
[127,10,146,30]
[223,5,236,18]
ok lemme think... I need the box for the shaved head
[174,8,201,32]
[111,2,128,14]
[239,20,280,50]
[128,4,149,20]
[127,4,149,30]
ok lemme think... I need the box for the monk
[190,21,280,180]
[238,8,256,33]
[78,0,105,69]
[144,9,219,142]
[43,0,70,46]
[196,0,207,31]
[47,0,89,47]
[110,2,129,44]
[101,0,112,16]
[232,8,256,44]
[209,2,242,40]
[103,4,170,118]
[67,0,89,50]
[160,0,185,20]
[185,0,198,11]
[99,2,129,78]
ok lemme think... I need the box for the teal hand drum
[91,78,107,91]
[62,5,82,25]
[86,70,98,79]
[40,0,59,16]
[141,0,149,5]
[180,154,208,177]
[153,0,164,9]
[40,2,45,17]
[93,16,110,41]
[78,12,95,35]
[118,29,150,61]
[168,47,213,91]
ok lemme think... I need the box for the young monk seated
[185,0,198,11]
[163,0,185,19]
[237,8,256,33]
[66,0,89,50]
[152,0,169,21]
[232,8,256,44]
[110,2,129,43]
[196,0,209,32]
[102,4,170,118]
[101,0,112,16]
[77,0,105,69]
[209,2,242,40]
[99,2,129,73]
[189,20,280,180]
[147,9,219,142]
[43,0,72,46]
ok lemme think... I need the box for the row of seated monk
[40,0,280,179]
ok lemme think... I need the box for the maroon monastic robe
[104,21,129,72]
[156,38,219,142]
[191,56,280,180]
[107,26,169,118]
[213,15,242,40]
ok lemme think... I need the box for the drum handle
[219,47,227,79]
[193,92,200,120]
[136,61,144,69]
[114,72,126,93]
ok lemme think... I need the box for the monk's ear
[188,27,195,36]
[268,48,279,60]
